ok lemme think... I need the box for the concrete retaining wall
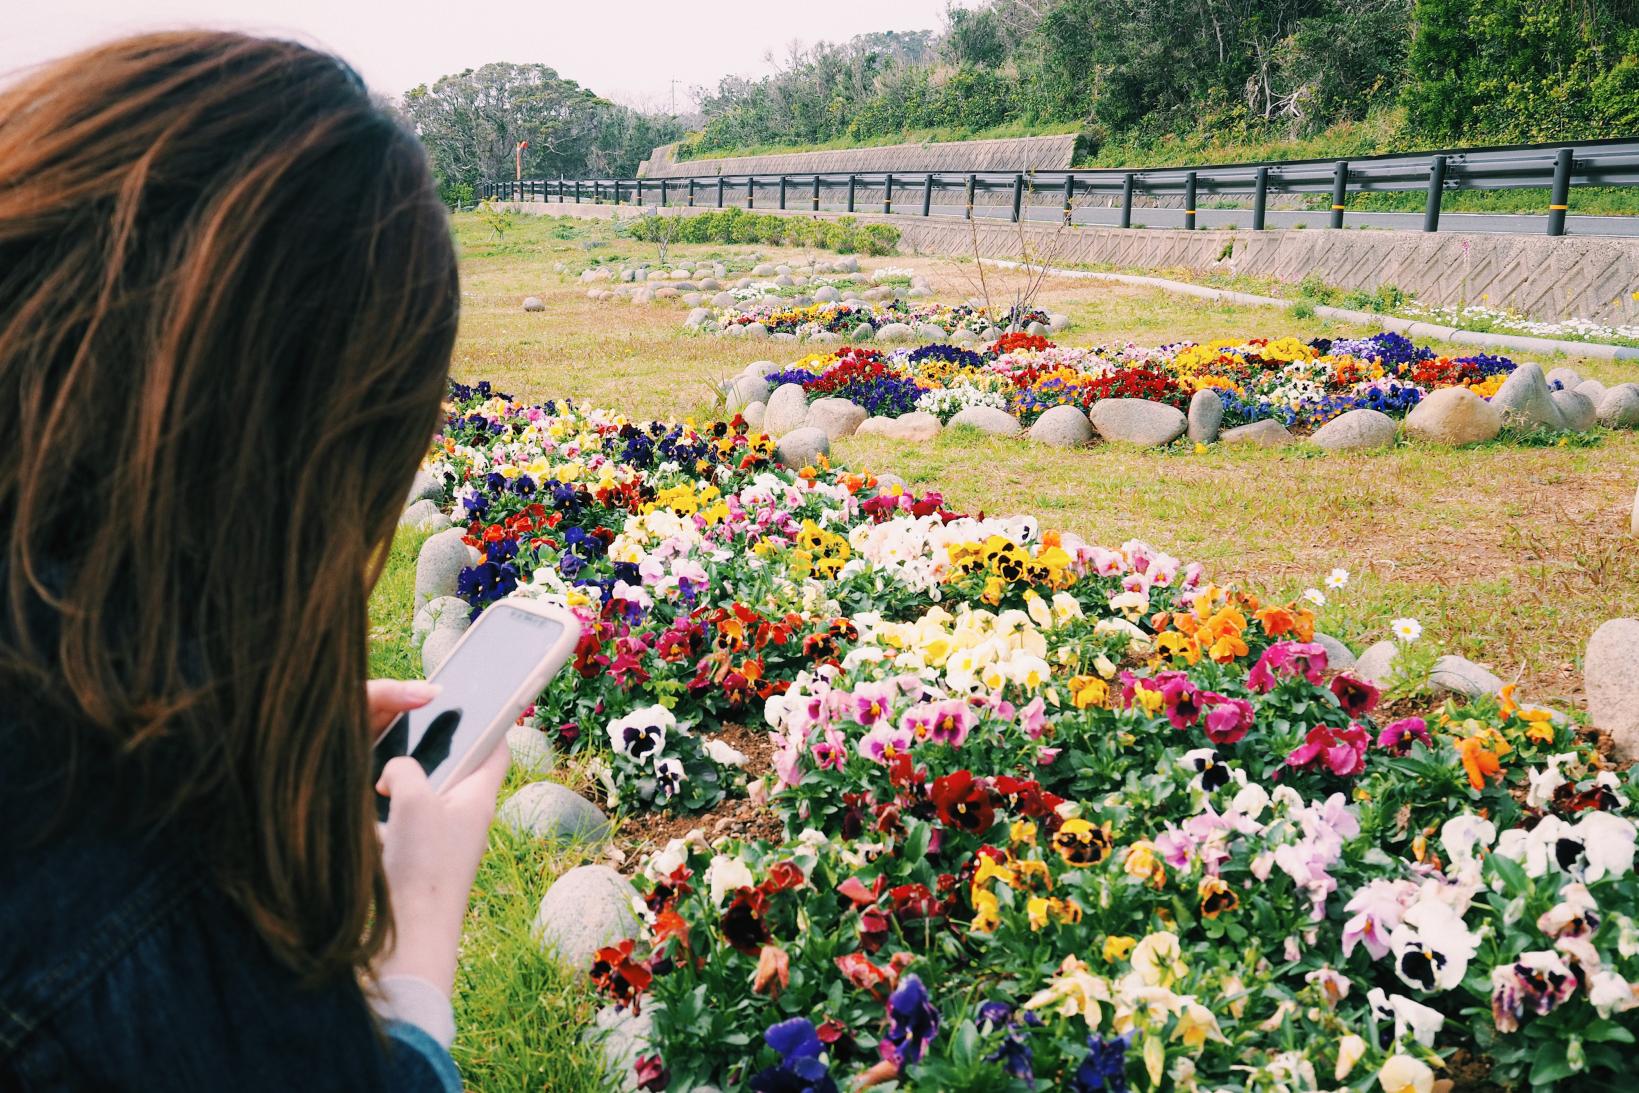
[503,199,1639,326]
[640,134,1076,179]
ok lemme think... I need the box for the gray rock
[742,360,781,379]
[814,286,841,303]
[851,323,875,341]
[1314,633,1357,671]
[533,865,641,971]
[1220,419,1294,447]
[507,724,555,775]
[857,412,941,441]
[699,277,721,291]
[725,375,770,413]
[1048,313,1071,332]
[1403,386,1503,445]
[1025,321,1049,337]
[807,398,868,439]
[752,262,776,276]
[586,288,608,301]
[838,256,860,273]
[406,469,442,505]
[1309,408,1398,451]
[681,292,703,306]
[915,322,947,342]
[499,780,610,843]
[877,322,914,341]
[710,291,737,308]
[522,296,544,312]
[421,626,464,675]
[1353,640,1400,686]
[771,332,798,343]
[807,331,840,344]
[905,286,932,299]
[652,286,678,300]
[399,498,451,532]
[1090,398,1187,447]
[1576,378,1609,403]
[591,1005,654,1092]
[763,383,811,436]
[1490,363,1563,428]
[776,427,831,468]
[1186,389,1223,444]
[1586,619,1639,758]
[1027,405,1094,446]
[412,595,471,643]
[414,527,475,609]
[773,274,794,288]
[1429,655,1505,698]
[1597,384,1639,428]
[742,401,766,430]
[684,307,711,327]
[743,322,769,340]
[1550,389,1597,431]
[948,406,1022,436]
[721,324,745,338]
[1546,366,1583,390]
[631,289,654,305]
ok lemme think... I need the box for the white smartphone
[373,598,581,817]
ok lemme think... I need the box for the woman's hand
[370,683,510,998]
[366,678,442,734]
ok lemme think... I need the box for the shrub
[625,207,898,256]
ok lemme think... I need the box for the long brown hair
[0,32,459,981]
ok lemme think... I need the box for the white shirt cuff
[372,974,457,1050]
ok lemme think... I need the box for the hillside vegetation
[676,0,1639,166]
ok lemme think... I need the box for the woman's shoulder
[0,828,404,1090]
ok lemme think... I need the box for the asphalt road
[791,200,1639,237]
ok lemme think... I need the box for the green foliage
[623,207,899,256]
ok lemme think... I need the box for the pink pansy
[1017,696,1048,740]
[1247,641,1330,694]
[858,722,915,764]
[1376,717,1431,752]
[1155,827,1194,868]
[810,726,849,771]
[1202,696,1255,745]
[929,700,975,747]
[1285,723,1370,777]
[1340,879,1418,960]
[1329,673,1380,718]
[852,682,898,727]
[1158,674,1203,730]
[1035,747,1061,766]
[899,703,937,743]
[771,728,807,788]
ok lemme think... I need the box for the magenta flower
[928,700,974,747]
[1285,722,1370,777]
[1376,716,1430,752]
[898,703,937,743]
[1330,674,1380,718]
[1017,696,1047,740]
[1247,641,1331,694]
[1158,673,1203,730]
[852,683,898,727]
[810,726,849,771]
[1202,695,1255,745]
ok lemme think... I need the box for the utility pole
[669,79,680,116]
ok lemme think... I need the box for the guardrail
[481,138,1639,236]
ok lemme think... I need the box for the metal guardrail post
[1548,148,1572,236]
[1252,167,1268,230]
[660,179,668,207]
[613,180,622,206]
[1010,174,1024,223]
[746,177,754,209]
[1120,173,1135,228]
[574,179,581,204]
[687,178,695,207]
[778,175,787,210]
[716,178,724,208]
[884,173,894,214]
[1183,172,1197,230]
[922,173,933,217]
[1330,162,1349,228]
[1423,155,1446,232]
[965,174,976,220]
[811,176,820,211]
[1062,174,1075,226]
[846,175,856,213]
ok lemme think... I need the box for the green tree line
[681,0,1639,161]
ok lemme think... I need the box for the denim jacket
[0,717,462,1092]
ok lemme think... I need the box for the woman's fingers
[445,735,512,812]
[366,678,442,733]
[376,754,433,801]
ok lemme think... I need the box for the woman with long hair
[0,31,501,1090]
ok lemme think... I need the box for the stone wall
[639,134,1076,179]
[502,199,1639,326]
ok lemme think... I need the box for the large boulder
[1576,378,1608,404]
[506,725,555,775]
[1353,640,1400,686]
[399,498,451,532]
[876,322,915,342]
[1310,408,1398,451]
[776,427,831,468]
[915,322,947,342]
[851,322,875,342]
[807,398,868,439]
[684,307,711,328]
[724,374,770,413]
[1026,405,1094,447]
[814,286,841,303]
[1549,389,1597,432]
[533,865,641,971]
[948,406,1022,437]
[857,412,941,442]
[411,595,470,644]
[1428,655,1505,698]
[1546,366,1583,390]
[710,291,737,308]
[1633,477,1639,537]
[414,527,476,609]
[1489,363,1562,429]
[1220,419,1293,447]
[742,401,766,431]
[1597,383,1639,428]
[591,1005,655,1093]
[522,296,545,312]
[1186,389,1223,445]
[1586,619,1639,758]
[742,322,769,340]
[421,627,464,675]
[1402,387,1502,445]
[498,781,611,843]
[1089,399,1187,447]
[763,383,811,436]
[1314,633,1357,671]
[406,469,442,506]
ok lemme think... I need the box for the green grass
[371,210,1639,1087]
[674,120,1083,162]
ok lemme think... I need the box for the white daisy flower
[1391,618,1422,643]
[1325,567,1350,590]
[1303,588,1326,607]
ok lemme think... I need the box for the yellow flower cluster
[858,603,1079,692]
[647,483,728,525]
[788,519,851,580]
[946,533,1077,605]
[968,847,1081,934]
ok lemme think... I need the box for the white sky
[2,0,960,108]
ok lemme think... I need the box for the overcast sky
[3,0,960,108]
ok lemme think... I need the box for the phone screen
[374,602,567,807]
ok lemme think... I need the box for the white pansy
[705,854,755,907]
[703,739,749,767]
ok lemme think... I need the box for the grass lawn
[372,209,1639,1086]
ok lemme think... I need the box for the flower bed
[701,300,1056,340]
[420,381,1639,1092]
[765,333,1522,430]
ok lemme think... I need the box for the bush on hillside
[625,208,899,256]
